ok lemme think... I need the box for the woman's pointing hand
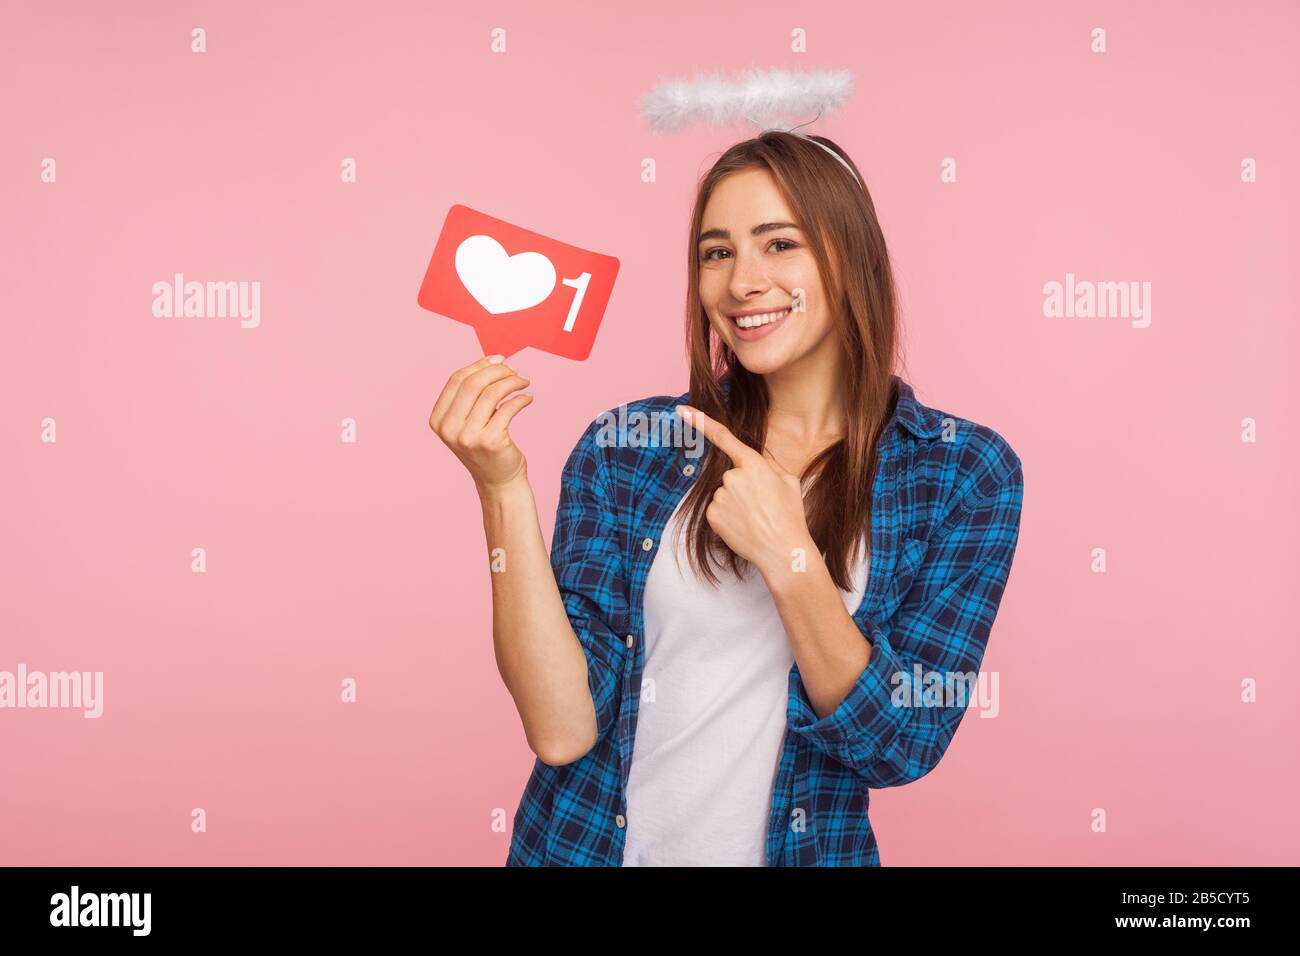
[676,404,816,578]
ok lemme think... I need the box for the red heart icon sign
[417,204,620,360]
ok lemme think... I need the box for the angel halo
[638,66,863,189]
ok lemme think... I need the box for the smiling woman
[429,128,1024,867]
[682,134,899,592]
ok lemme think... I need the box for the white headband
[639,67,864,189]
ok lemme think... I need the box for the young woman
[429,131,1024,866]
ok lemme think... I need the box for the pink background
[3,1,1297,866]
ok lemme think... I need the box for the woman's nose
[728,250,770,295]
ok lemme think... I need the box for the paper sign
[417,204,620,360]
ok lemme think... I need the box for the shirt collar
[890,377,944,439]
[693,375,943,441]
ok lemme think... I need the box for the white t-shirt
[622,489,870,866]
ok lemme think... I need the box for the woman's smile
[728,306,793,341]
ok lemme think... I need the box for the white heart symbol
[455,235,557,315]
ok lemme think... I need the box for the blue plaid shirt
[506,375,1024,866]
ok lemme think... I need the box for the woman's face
[697,167,838,377]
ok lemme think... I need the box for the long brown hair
[680,130,901,591]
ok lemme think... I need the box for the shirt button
[625,634,634,649]
[641,537,654,551]
[683,464,696,476]
[615,814,626,829]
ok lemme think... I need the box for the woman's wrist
[756,532,822,591]
[476,469,533,507]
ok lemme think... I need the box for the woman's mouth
[728,307,792,341]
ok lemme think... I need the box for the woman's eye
[701,239,797,262]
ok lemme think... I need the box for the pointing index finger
[676,405,761,466]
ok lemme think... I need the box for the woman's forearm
[762,550,873,720]
[478,476,598,765]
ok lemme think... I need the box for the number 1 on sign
[561,272,591,332]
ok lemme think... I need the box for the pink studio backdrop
[2,1,1297,866]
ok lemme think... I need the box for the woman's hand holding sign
[675,405,818,579]
[429,354,534,494]
[430,355,607,767]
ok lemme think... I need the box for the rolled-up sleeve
[789,451,1024,788]
[550,418,630,749]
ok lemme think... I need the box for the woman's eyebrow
[698,221,801,243]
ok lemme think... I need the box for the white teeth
[734,308,790,329]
